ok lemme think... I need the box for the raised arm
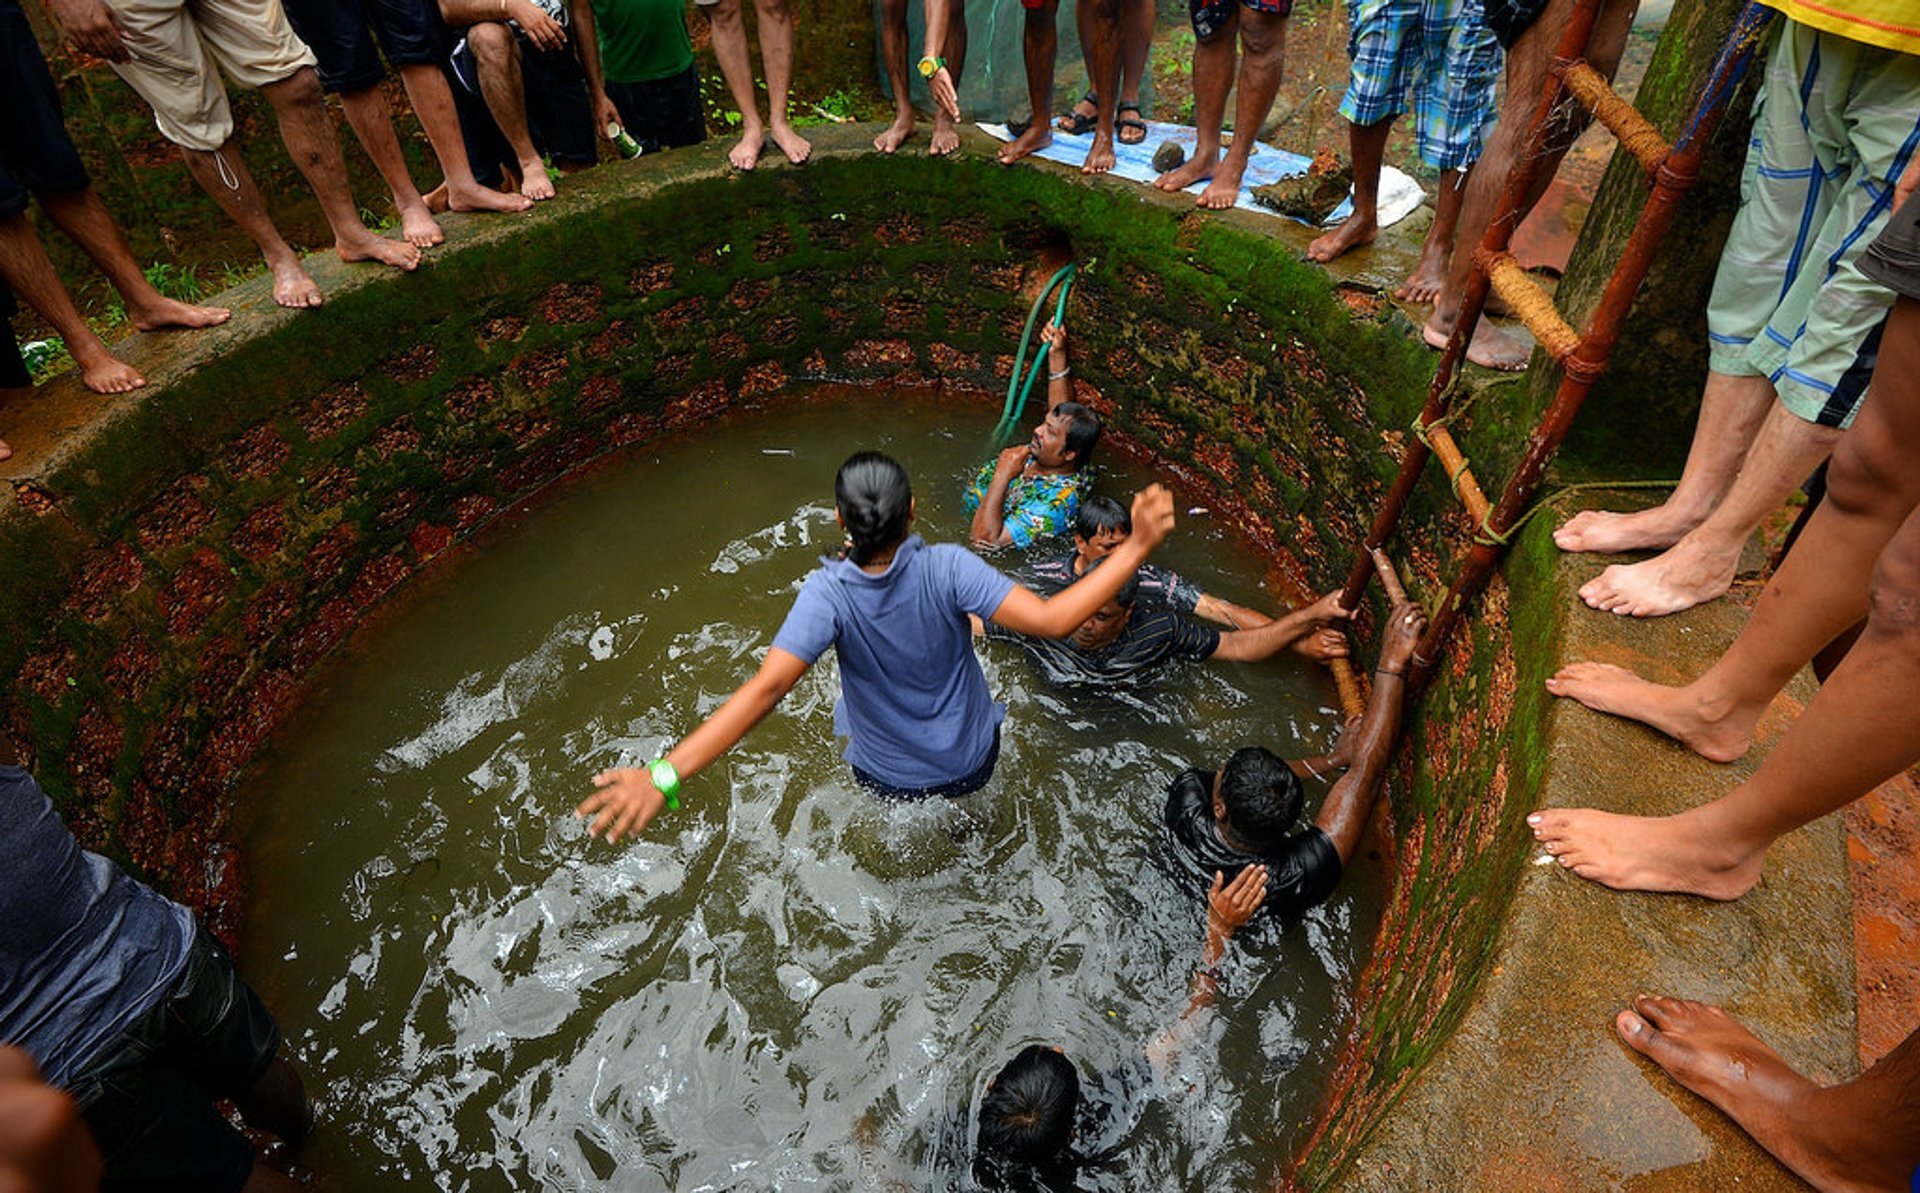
[576,647,810,843]
[1040,322,1072,412]
[987,485,1175,638]
[1314,551,1424,864]
[1145,865,1267,1078]
[1208,591,1350,662]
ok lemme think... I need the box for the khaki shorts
[106,0,316,151]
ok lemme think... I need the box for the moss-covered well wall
[0,133,1560,1184]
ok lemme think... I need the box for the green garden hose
[993,262,1077,443]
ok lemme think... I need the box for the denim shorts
[852,728,1002,801]
[280,0,448,92]
[0,0,91,217]
[67,926,284,1193]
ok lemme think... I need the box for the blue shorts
[1338,0,1502,171]
[0,0,91,217]
[280,0,447,93]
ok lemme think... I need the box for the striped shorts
[1337,0,1502,172]
[1706,16,1920,427]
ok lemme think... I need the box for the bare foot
[998,123,1052,164]
[730,125,765,171]
[269,258,324,309]
[398,202,445,249]
[1394,239,1448,303]
[1155,145,1218,191]
[126,296,230,332]
[1288,627,1348,663]
[929,111,961,157]
[336,232,422,272]
[1544,661,1756,761]
[0,437,11,462]
[1422,312,1531,371]
[771,123,812,165]
[874,112,914,153]
[445,181,533,214]
[1554,504,1698,554]
[1197,155,1246,209]
[1081,133,1116,175]
[1307,211,1377,263]
[517,158,556,201]
[1527,805,1764,899]
[422,182,450,214]
[1578,535,1740,618]
[73,347,145,395]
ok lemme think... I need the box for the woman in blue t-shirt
[578,451,1176,842]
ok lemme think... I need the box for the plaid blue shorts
[1338,0,1502,171]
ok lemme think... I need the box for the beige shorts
[106,0,316,150]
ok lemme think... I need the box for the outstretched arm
[987,485,1176,638]
[1314,551,1424,865]
[1208,591,1350,662]
[576,647,810,843]
[1145,865,1267,1078]
[1041,322,1072,412]
[1191,592,1272,630]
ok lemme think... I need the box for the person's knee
[1865,540,1920,641]
[266,65,325,108]
[1024,2,1056,33]
[705,0,743,27]
[879,0,907,23]
[467,20,514,64]
[1085,0,1121,22]
[1239,10,1286,56]
[753,0,791,20]
[1823,431,1901,522]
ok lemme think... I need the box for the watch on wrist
[917,55,947,78]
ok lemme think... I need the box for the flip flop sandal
[1006,116,1032,137]
[1056,91,1099,136]
[1117,102,1148,145]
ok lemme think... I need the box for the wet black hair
[834,451,912,565]
[1081,556,1140,609]
[1218,746,1305,851]
[1053,401,1102,469]
[1073,495,1131,542]
[978,1046,1081,1169]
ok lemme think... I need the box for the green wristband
[648,758,681,811]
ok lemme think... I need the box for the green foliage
[143,262,206,303]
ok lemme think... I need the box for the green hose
[993,262,1077,443]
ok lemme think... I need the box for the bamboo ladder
[1323,0,1776,710]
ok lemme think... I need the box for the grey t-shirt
[0,766,194,1087]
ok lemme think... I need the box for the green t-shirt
[592,0,693,84]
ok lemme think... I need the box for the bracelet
[1048,367,1070,381]
[647,757,681,811]
[1302,758,1324,781]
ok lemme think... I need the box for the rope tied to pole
[1470,478,1683,547]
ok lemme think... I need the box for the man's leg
[1615,999,1920,1190]
[397,63,531,213]
[464,23,557,198]
[1421,0,1635,369]
[256,68,419,269]
[1195,4,1287,209]
[1154,5,1237,190]
[1398,0,1500,300]
[875,0,916,152]
[928,0,968,156]
[704,0,766,170]
[1119,0,1153,116]
[1308,119,1393,260]
[337,86,443,247]
[1397,166,1465,298]
[754,0,811,163]
[1545,299,1920,761]
[0,213,142,394]
[175,141,324,307]
[1075,0,1122,173]
[1000,0,1059,163]
[34,189,229,330]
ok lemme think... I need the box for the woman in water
[578,450,1176,842]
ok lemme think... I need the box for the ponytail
[835,451,913,565]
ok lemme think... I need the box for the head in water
[1030,402,1101,472]
[1068,557,1140,652]
[1212,746,1305,851]
[835,451,914,565]
[977,1045,1080,1170]
[1072,495,1131,567]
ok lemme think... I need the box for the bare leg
[465,25,556,199]
[177,140,323,308]
[1076,0,1121,174]
[34,189,229,330]
[756,0,811,163]
[1155,14,1236,190]
[1197,8,1285,209]
[336,86,444,248]
[1556,372,1774,554]
[1424,0,1636,368]
[928,2,968,156]
[258,68,419,270]
[875,0,916,152]
[1308,117,1391,261]
[0,213,142,393]
[395,63,531,213]
[705,0,766,170]
[1119,0,1152,109]
[1618,998,1920,1190]
[1397,165,1466,301]
[1000,0,1058,164]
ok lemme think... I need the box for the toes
[1616,1009,1657,1055]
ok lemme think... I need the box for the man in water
[979,562,1351,683]
[1021,494,1348,661]
[0,731,313,1192]
[963,323,1101,549]
[1163,551,1423,921]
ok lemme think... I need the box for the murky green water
[237,389,1383,1190]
